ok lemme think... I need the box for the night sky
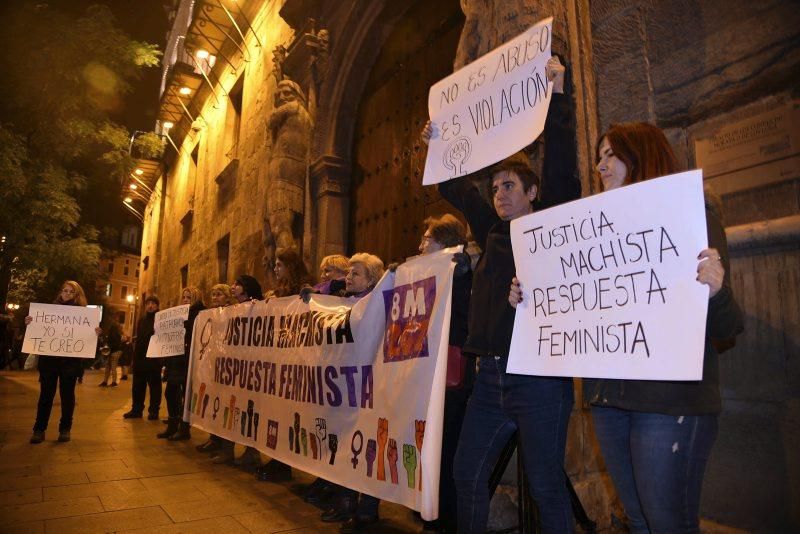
[43,0,171,132]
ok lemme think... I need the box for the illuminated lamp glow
[124,197,133,203]
[179,86,192,95]
[196,49,210,59]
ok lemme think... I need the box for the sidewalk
[0,369,420,533]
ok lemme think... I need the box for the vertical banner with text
[22,303,102,358]
[507,171,709,380]
[185,250,456,519]
[423,17,553,185]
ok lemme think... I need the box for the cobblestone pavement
[0,369,421,533]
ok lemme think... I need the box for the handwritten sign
[423,17,553,185]
[507,170,709,380]
[147,304,190,358]
[22,303,101,358]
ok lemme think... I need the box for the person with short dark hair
[124,295,162,420]
[424,55,580,533]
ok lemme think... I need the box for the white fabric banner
[507,170,709,380]
[147,304,190,358]
[185,250,456,519]
[23,303,101,358]
[423,17,553,185]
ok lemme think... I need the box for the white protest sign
[147,304,190,358]
[423,17,553,185]
[507,170,709,380]
[23,303,102,358]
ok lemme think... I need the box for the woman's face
[345,263,371,294]
[211,289,227,307]
[60,284,76,303]
[419,229,445,255]
[320,263,346,282]
[274,259,287,281]
[596,137,628,191]
[491,170,536,221]
[181,291,192,305]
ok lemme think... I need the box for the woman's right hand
[421,120,434,146]
[509,277,523,308]
[24,315,32,326]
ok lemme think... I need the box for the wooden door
[349,0,464,264]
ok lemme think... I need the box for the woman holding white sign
[26,281,102,444]
[510,122,744,533]
[159,286,205,441]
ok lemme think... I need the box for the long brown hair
[54,280,88,306]
[597,122,678,185]
[275,248,315,297]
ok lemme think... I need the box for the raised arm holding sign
[422,17,555,185]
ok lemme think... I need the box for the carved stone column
[311,155,351,263]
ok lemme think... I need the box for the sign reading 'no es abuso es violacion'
[147,304,190,358]
[22,303,102,358]
[507,170,710,381]
[423,17,553,185]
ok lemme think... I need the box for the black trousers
[131,360,162,415]
[165,380,186,418]
[34,368,78,432]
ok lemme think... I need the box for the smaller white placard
[423,17,553,185]
[23,303,102,358]
[507,170,709,380]
[147,304,190,358]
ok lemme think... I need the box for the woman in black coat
[159,286,205,441]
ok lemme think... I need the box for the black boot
[255,459,292,482]
[321,490,357,522]
[157,417,179,439]
[168,421,191,441]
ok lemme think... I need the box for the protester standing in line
[300,253,355,504]
[26,281,102,444]
[212,274,263,464]
[196,283,236,455]
[320,253,386,531]
[510,122,744,533]
[99,319,123,387]
[124,296,161,420]
[159,286,205,441]
[256,247,317,481]
[423,55,580,533]
[119,334,131,380]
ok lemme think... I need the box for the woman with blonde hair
[159,286,205,441]
[26,281,101,443]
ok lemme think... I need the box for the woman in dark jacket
[511,122,744,533]
[26,280,102,443]
[159,286,205,441]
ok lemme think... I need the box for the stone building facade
[136,0,799,529]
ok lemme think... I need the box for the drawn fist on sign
[310,433,318,459]
[377,418,388,481]
[328,434,338,465]
[365,439,377,477]
[387,438,399,484]
[415,419,426,491]
[403,444,417,489]
[301,428,308,456]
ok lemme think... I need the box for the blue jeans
[591,406,718,533]
[453,356,574,533]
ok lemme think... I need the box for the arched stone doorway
[346,0,464,263]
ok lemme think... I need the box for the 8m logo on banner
[383,277,437,363]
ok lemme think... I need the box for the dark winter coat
[584,208,744,415]
[438,92,580,358]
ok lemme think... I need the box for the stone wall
[591,0,800,529]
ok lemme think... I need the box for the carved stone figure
[262,79,313,276]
